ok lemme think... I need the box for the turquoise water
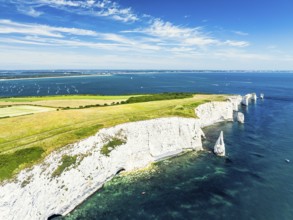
[1,71,293,219]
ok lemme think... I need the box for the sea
[1,70,293,220]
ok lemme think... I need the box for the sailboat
[214,131,225,157]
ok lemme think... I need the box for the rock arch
[47,214,62,220]
[115,168,126,175]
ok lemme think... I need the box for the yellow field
[0,99,126,108]
[0,105,55,118]
[0,95,136,108]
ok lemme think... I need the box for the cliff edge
[0,95,243,220]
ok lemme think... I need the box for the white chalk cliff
[0,95,244,220]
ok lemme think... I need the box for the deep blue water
[1,71,293,219]
[1,72,292,101]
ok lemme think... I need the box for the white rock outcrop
[241,93,257,106]
[228,95,242,111]
[0,96,243,220]
[252,93,257,100]
[260,93,264,99]
[236,112,245,123]
[214,131,225,157]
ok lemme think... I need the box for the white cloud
[0,22,162,52]
[0,37,51,46]
[184,38,218,46]
[17,6,43,17]
[99,33,134,45]
[233,31,249,36]
[2,46,292,70]
[127,19,216,47]
[39,0,82,7]
[12,0,139,23]
[213,50,272,61]
[125,19,250,48]
[0,0,262,69]
[0,20,99,38]
[87,0,95,6]
[143,19,199,39]
[95,6,138,23]
[0,17,254,70]
[223,40,250,47]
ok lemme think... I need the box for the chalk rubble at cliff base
[0,94,254,220]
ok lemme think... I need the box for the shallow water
[1,71,293,219]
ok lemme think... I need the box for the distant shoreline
[0,74,112,81]
[0,71,292,82]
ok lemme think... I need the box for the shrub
[51,155,77,178]
[125,92,193,104]
[0,147,44,181]
[101,137,126,156]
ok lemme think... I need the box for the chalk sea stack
[214,131,225,157]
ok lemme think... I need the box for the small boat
[260,93,264,99]
[285,159,290,163]
[214,131,225,157]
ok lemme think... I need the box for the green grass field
[0,93,227,181]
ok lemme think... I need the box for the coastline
[0,94,245,219]
[0,74,112,82]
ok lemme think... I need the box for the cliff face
[195,95,242,127]
[0,96,242,220]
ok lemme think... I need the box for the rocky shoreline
[0,95,247,220]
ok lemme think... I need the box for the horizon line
[1,69,293,72]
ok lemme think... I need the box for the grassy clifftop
[0,93,226,181]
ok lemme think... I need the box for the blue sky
[0,0,292,70]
